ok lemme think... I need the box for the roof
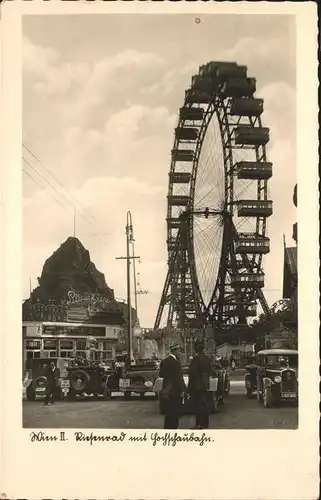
[257,349,298,355]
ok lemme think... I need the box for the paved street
[23,379,298,429]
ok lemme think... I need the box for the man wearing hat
[159,343,185,429]
[188,340,212,429]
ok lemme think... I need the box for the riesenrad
[154,61,273,337]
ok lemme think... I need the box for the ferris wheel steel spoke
[195,118,225,208]
[193,216,223,305]
[194,222,221,263]
[194,219,222,256]
[194,119,225,305]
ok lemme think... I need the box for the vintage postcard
[0,1,319,499]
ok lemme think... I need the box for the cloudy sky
[22,14,296,328]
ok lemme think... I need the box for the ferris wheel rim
[166,61,272,327]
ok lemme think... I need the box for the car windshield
[264,354,298,367]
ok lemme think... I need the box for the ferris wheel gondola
[155,61,273,334]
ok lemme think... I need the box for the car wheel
[263,388,273,408]
[70,369,90,392]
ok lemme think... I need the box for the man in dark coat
[188,341,212,429]
[44,361,60,405]
[159,343,185,429]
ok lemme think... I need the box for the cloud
[23,36,60,77]
[50,105,175,190]
[218,36,296,91]
[259,82,296,144]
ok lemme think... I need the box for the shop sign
[66,289,112,306]
[43,324,107,337]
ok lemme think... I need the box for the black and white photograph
[0,2,318,499]
[21,12,300,430]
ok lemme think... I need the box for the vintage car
[24,357,72,401]
[117,359,160,400]
[255,349,298,407]
[66,362,110,400]
[154,366,226,416]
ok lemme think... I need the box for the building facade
[22,288,130,370]
[216,342,254,367]
[23,320,123,369]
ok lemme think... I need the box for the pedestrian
[231,357,236,371]
[188,340,212,430]
[44,361,60,406]
[159,343,185,429]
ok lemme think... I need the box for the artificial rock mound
[35,236,114,301]
[23,236,137,325]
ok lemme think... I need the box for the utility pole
[116,211,140,364]
[132,239,139,315]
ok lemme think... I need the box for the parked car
[66,362,109,400]
[118,359,160,400]
[255,349,298,408]
[24,357,72,401]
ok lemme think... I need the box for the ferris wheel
[155,61,273,333]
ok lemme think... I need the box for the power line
[23,143,96,224]
[23,156,95,227]
[23,167,75,214]
[23,157,109,247]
